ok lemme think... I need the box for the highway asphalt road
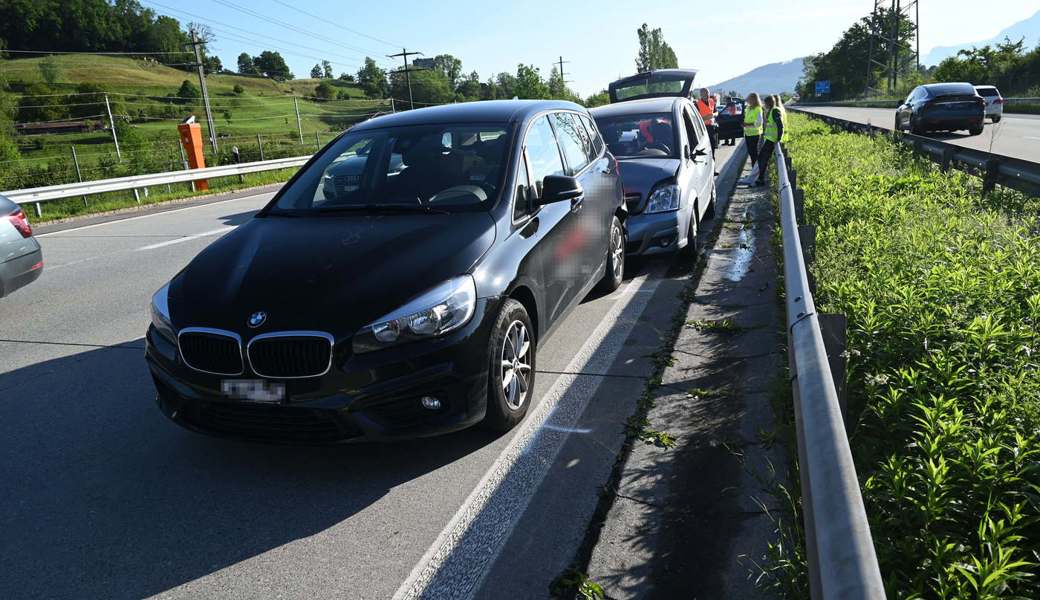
[796,106,1040,161]
[0,145,739,599]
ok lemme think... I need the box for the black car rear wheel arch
[597,216,625,293]
[483,298,536,432]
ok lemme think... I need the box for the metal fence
[1,154,314,218]
[774,141,886,599]
[791,108,1040,196]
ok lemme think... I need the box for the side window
[525,115,565,194]
[580,115,604,157]
[688,108,707,147]
[681,109,699,151]
[551,112,590,175]
[570,113,595,163]
[513,157,532,221]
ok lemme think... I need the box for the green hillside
[0,55,387,191]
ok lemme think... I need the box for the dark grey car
[0,194,43,298]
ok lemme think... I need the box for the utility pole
[387,48,424,110]
[188,29,218,155]
[554,56,572,97]
[104,94,121,159]
[866,0,919,95]
[293,96,304,143]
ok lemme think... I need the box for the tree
[514,64,549,99]
[494,72,518,98]
[16,83,65,122]
[357,57,389,98]
[237,52,257,75]
[338,73,356,83]
[314,81,335,101]
[203,55,222,74]
[636,24,678,72]
[390,69,453,105]
[311,64,323,79]
[322,60,333,79]
[233,84,245,95]
[548,66,579,102]
[455,70,482,101]
[584,90,610,108]
[415,54,463,89]
[38,56,62,85]
[254,51,293,80]
[177,79,201,104]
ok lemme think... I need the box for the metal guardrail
[794,97,1039,110]
[791,108,1040,196]
[1,155,313,217]
[774,142,886,599]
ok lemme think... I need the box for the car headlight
[352,275,477,353]
[645,184,680,213]
[150,282,176,343]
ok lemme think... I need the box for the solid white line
[35,191,273,238]
[136,226,236,251]
[393,271,661,599]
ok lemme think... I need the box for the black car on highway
[715,98,745,145]
[895,82,985,136]
[146,100,627,443]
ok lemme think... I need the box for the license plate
[221,379,285,403]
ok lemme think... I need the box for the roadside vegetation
[773,113,1040,598]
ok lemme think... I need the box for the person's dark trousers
[745,134,760,167]
[707,124,718,158]
[756,139,776,184]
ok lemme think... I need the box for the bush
[773,114,1040,599]
[233,84,245,95]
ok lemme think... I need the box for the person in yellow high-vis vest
[743,93,764,168]
[753,94,785,186]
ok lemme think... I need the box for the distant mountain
[922,10,1040,66]
[707,57,805,96]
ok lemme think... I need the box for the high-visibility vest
[695,99,715,126]
[764,107,785,143]
[743,105,763,136]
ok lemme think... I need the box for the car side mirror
[683,146,692,160]
[694,147,708,157]
[535,175,583,206]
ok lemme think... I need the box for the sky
[143,0,1040,97]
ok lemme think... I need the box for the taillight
[994,98,1003,104]
[8,209,32,238]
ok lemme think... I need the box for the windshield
[271,123,512,214]
[976,87,1000,97]
[609,72,694,103]
[594,113,677,159]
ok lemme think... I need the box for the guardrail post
[257,133,265,162]
[179,143,196,193]
[789,168,798,191]
[315,131,321,150]
[819,314,849,426]
[34,202,42,219]
[133,188,141,203]
[983,159,1000,195]
[794,188,806,224]
[799,224,817,297]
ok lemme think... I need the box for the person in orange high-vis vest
[695,87,718,158]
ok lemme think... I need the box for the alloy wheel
[500,320,532,410]
[611,222,624,280]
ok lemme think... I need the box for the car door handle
[570,195,584,212]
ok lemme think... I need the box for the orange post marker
[177,122,209,191]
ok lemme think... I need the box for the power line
[267,0,402,48]
[211,0,382,59]
[387,49,426,110]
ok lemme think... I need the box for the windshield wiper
[315,203,449,215]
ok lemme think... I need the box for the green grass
[1,55,389,191]
[768,114,1040,599]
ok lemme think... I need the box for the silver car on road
[0,194,43,298]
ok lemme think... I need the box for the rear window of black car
[270,123,513,214]
[975,87,1000,97]
[925,83,977,97]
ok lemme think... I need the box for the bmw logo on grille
[248,311,268,328]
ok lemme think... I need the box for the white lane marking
[1025,136,1040,141]
[35,191,273,238]
[393,271,662,599]
[136,226,236,251]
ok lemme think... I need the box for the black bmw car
[146,100,627,443]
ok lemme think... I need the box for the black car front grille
[179,330,243,375]
[247,334,333,378]
[188,401,358,443]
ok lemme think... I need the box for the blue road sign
[815,80,831,95]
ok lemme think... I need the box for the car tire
[909,115,923,135]
[992,115,1001,123]
[483,299,536,432]
[682,205,698,259]
[969,125,984,136]
[894,115,902,131]
[597,216,625,293]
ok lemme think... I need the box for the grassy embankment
[768,114,1040,599]
[1,55,388,190]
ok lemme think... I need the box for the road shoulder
[584,160,788,598]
